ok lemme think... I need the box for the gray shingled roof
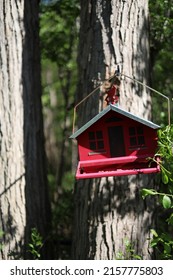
[70,104,160,139]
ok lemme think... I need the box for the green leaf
[150,239,159,247]
[133,254,142,260]
[167,213,173,225]
[161,170,169,184]
[162,195,171,209]
[151,229,158,237]
[141,189,157,198]
[164,243,171,254]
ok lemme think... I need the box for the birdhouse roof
[70,104,160,139]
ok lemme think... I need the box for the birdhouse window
[129,126,145,148]
[88,130,104,152]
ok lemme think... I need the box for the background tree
[0,0,50,259]
[72,0,157,260]
[40,0,79,258]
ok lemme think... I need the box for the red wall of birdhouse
[77,111,158,162]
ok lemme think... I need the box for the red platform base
[75,155,160,179]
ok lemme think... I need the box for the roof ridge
[70,104,160,139]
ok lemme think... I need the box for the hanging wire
[122,74,171,126]
[72,70,171,134]
[72,71,119,133]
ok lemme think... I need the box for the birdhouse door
[108,126,126,157]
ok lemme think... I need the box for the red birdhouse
[70,104,160,179]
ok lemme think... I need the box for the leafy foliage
[149,0,173,50]
[150,229,173,259]
[40,0,79,64]
[28,228,43,260]
[149,0,173,125]
[116,239,142,260]
[142,125,173,259]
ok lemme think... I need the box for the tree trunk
[72,0,157,260]
[23,0,51,259]
[0,0,51,259]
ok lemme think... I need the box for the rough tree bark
[0,0,50,259]
[72,0,157,260]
